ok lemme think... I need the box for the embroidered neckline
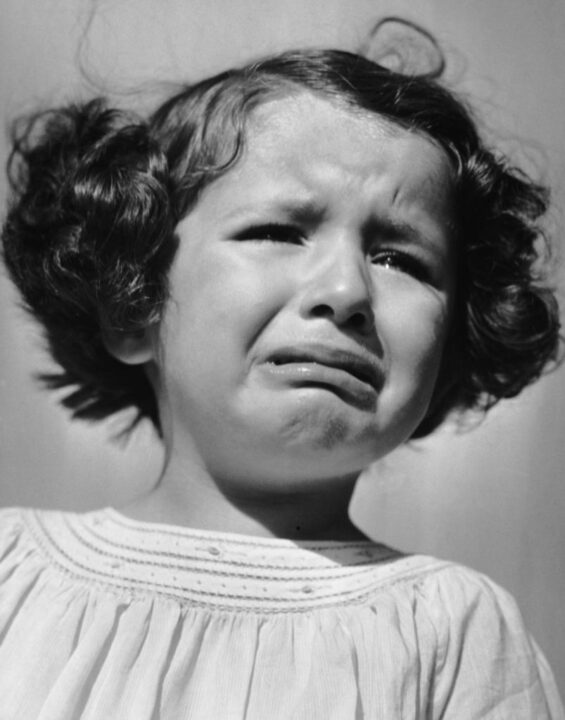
[23,508,443,613]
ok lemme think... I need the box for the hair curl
[2,49,560,437]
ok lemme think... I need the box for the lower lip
[258,361,378,409]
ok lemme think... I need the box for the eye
[371,249,431,282]
[232,223,304,244]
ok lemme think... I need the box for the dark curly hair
[1,49,560,437]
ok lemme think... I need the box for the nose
[299,239,374,335]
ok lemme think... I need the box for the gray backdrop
[1,0,564,693]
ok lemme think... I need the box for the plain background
[1,0,564,696]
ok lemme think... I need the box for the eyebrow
[362,215,451,258]
[222,196,324,224]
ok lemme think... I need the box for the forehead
[209,92,455,225]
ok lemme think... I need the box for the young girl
[0,48,563,719]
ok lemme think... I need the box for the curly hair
[1,49,560,437]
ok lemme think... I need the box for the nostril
[350,312,368,328]
[348,311,373,333]
[310,304,334,318]
[309,304,372,332]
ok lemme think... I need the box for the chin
[232,391,427,477]
[260,424,388,482]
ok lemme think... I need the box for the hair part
[2,49,560,436]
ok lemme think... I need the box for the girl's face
[152,93,456,492]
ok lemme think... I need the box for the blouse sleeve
[421,564,565,719]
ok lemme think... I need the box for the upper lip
[264,343,382,390]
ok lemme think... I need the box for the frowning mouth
[267,348,380,389]
[260,344,383,409]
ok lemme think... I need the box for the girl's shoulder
[380,553,564,718]
[0,505,36,554]
[0,506,63,577]
[0,505,27,530]
[397,551,521,614]
[0,506,107,589]
[382,552,532,654]
[0,505,69,548]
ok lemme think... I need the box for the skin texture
[118,93,457,539]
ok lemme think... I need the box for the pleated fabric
[0,507,562,720]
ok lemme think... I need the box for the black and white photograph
[0,1,564,717]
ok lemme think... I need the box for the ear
[103,327,156,366]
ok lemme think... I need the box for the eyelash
[370,250,431,282]
[233,223,304,244]
[233,224,431,282]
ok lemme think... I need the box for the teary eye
[371,249,431,282]
[233,223,304,244]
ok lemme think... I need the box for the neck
[120,452,367,542]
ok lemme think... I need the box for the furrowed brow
[223,196,324,223]
[363,215,449,257]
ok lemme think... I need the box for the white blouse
[0,507,562,720]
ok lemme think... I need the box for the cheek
[162,251,291,381]
[380,289,450,393]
